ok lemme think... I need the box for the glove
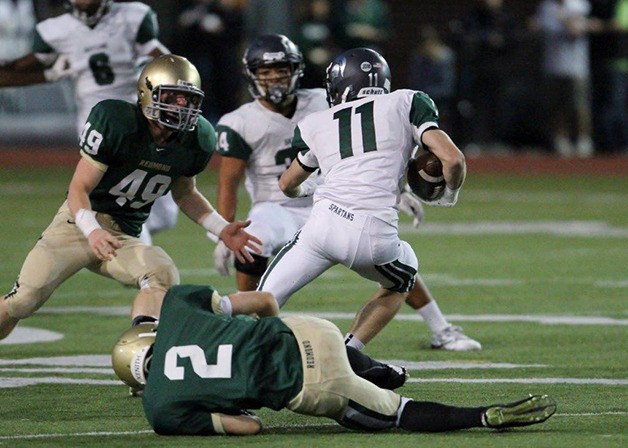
[43,55,72,82]
[294,176,318,198]
[398,185,425,228]
[424,186,460,208]
[213,240,234,277]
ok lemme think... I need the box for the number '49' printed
[79,122,103,155]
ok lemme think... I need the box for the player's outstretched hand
[87,229,121,261]
[213,240,234,277]
[219,220,262,264]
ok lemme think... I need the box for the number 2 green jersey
[142,285,303,435]
[80,100,215,236]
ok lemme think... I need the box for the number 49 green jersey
[142,285,303,435]
[80,99,215,236]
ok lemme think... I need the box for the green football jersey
[142,285,303,435]
[79,100,215,236]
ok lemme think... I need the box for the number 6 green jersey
[79,99,215,236]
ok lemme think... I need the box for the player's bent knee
[4,285,49,320]
[337,400,397,431]
[234,254,268,276]
[142,263,180,291]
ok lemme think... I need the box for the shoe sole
[431,342,482,351]
[485,395,557,429]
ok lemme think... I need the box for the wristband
[293,180,316,198]
[219,296,233,317]
[75,208,101,238]
[201,212,229,239]
[443,186,460,201]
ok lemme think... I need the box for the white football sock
[416,300,450,334]
[344,333,365,351]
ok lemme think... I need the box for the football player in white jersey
[257,48,482,352]
[0,0,176,245]
[212,34,329,291]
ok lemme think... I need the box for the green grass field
[0,166,626,447]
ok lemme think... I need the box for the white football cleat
[431,325,482,351]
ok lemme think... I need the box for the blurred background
[1,0,626,157]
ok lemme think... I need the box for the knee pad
[234,254,268,276]
[140,263,180,291]
[337,400,397,431]
[5,279,49,319]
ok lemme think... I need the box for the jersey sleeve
[409,91,440,147]
[135,8,159,44]
[78,101,126,168]
[133,6,168,55]
[293,126,318,171]
[148,404,225,435]
[32,28,54,54]
[215,124,253,161]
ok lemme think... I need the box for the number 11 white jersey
[295,89,440,223]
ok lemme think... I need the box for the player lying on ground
[112,284,556,436]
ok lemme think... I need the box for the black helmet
[325,48,391,107]
[242,34,304,104]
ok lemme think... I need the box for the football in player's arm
[112,284,557,436]
[0,55,260,343]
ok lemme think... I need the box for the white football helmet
[66,0,112,26]
[111,323,157,389]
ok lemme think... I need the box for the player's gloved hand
[424,186,460,208]
[398,184,425,228]
[294,177,318,198]
[43,55,72,82]
[213,240,234,277]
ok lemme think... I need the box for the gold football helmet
[111,323,157,389]
[137,55,204,132]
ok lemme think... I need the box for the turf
[0,166,626,447]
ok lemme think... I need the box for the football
[406,151,446,201]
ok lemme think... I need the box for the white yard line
[407,378,628,385]
[1,413,626,441]
[31,309,628,325]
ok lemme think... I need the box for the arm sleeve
[409,91,440,148]
[293,126,318,171]
[215,125,253,160]
[136,8,159,44]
